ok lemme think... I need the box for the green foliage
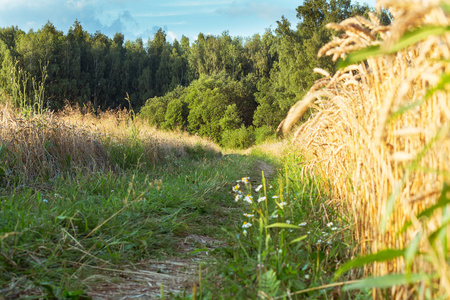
[0,150,259,298]
[7,59,48,115]
[197,145,360,299]
[221,125,255,149]
[254,125,276,144]
[139,72,257,146]
[164,95,189,130]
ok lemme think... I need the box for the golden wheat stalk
[280,0,450,298]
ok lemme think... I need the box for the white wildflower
[257,196,266,203]
[255,184,263,192]
[242,222,252,229]
[243,195,253,204]
[299,222,307,226]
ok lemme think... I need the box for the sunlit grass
[198,142,363,299]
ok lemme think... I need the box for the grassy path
[0,150,270,299]
[87,155,278,299]
[1,139,358,299]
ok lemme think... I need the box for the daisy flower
[257,196,266,203]
[242,222,252,228]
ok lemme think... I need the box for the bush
[221,125,255,149]
[254,125,276,144]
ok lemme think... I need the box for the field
[2,0,450,299]
[0,105,357,299]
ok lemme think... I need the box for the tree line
[0,0,389,148]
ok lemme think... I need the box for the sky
[0,0,377,43]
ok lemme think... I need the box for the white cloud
[167,30,178,42]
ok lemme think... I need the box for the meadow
[2,0,450,299]
[0,104,357,299]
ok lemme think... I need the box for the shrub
[254,125,276,144]
[221,125,255,149]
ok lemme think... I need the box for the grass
[0,144,261,298]
[198,142,366,299]
[0,104,363,299]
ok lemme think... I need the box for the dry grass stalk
[280,0,450,298]
[0,103,219,187]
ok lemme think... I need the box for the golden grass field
[0,102,219,186]
[280,0,450,298]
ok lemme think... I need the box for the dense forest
[0,0,389,147]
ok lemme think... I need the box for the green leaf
[0,143,7,159]
[427,200,450,245]
[388,26,450,53]
[337,45,381,68]
[334,249,404,280]
[381,178,405,232]
[342,273,432,291]
[290,235,308,244]
[404,233,421,272]
[440,3,450,13]
[338,26,450,69]
[189,248,209,255]
[417,183,450,220]
[266,223,300,229]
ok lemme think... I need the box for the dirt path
[86,156,277,299]
[86,234,223,299]
[254,159,276,179]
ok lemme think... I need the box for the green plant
[8,60,48,116]
[221,125,255,149]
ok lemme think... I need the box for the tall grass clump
[280,0,450,298]
[0,103,220,187]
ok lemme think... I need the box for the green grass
[0,146,261,298]
[1,136,365,299]
[195,144,365,299]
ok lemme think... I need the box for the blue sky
[0,0,377,43]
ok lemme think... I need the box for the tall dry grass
[0,103,219,187]
[280,0,450,298]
